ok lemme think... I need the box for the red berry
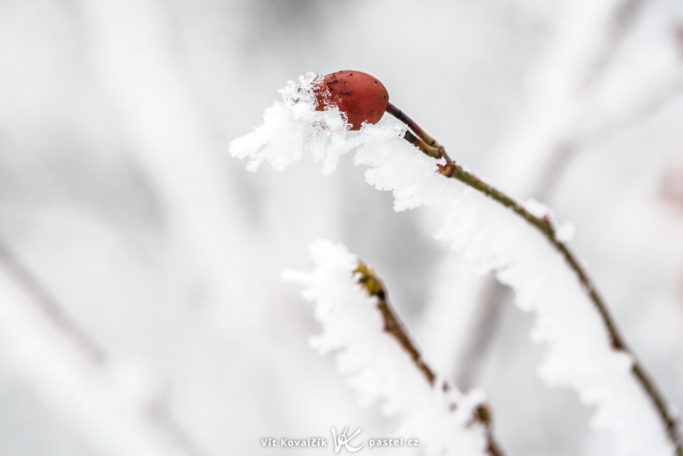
[313,71,389,130]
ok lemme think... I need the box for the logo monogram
[330,425,364,454]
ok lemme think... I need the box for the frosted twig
[390,106,683,456]
[354,261,505,456]
[284,240,505,455]
[231,72,682,454]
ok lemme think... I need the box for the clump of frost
[283,240,489,456]
[229,72,406,174]
[524,198,550,218]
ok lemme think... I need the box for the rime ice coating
[283,240,489,456]
[229,72,405,175]
[232,74,675,456]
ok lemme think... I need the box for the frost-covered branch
[230,73,683,455]
[394,79,683,456]
[284,240,504,456]
[397,100,682,456]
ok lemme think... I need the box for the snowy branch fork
[354,262,505,456]
[388,102,683,456]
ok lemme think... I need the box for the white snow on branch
[283,240,489,456]
[229,73,406,174]
[232,74,676,456]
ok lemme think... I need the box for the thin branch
[354,262,505,456]
[390,108,683,456]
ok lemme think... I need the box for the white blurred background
[0,0,682,455]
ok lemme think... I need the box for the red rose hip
[313,70,389,130]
